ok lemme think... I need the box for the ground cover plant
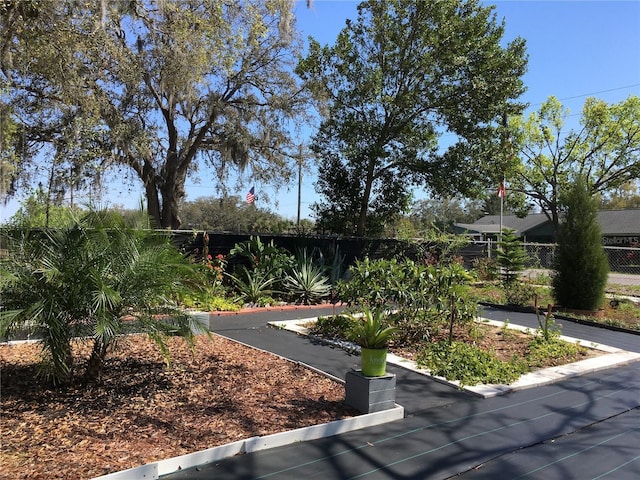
[0,334,356,480]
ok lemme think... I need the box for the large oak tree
[297,0,527,236]
[1,0,309,228]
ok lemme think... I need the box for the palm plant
[0,210,208,384]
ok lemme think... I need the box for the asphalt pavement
[160,305,640,480]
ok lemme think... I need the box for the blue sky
[2,0,639,223]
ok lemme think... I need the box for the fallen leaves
[1,334,356,479]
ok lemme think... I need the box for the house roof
[456,213,549,236]
[455,209,640,237]
[596,209,640,235]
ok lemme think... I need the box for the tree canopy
[600,181,640,210]
[176,195,299,233]
[508,95,640,238]
[1,0,309,228]
[297,0,527,236]
[407,197,484,233]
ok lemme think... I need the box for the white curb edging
[92,404,404,480]
[91,312,405,480]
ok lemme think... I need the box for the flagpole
[500,112,509,245]
[499,175,504,243]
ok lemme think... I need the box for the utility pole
[297,144,303,226]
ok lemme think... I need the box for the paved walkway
[162,306,640,480]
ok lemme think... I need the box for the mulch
[0,334,357,480]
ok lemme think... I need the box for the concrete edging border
[92,404,404,480]
[92,312,404,480]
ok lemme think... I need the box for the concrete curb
[91,311,404,480]
[92,405,404,480]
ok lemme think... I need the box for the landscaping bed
[308,314,606,388]
[469,281,640,332]
[0,334,357,480]
[390,322,602,367]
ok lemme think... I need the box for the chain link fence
[474,240,640,275]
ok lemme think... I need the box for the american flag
[246,186,255,204]
[497,182,506,199]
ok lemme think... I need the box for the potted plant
[347,306,398,377]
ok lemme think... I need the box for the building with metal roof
[454,209,640,246]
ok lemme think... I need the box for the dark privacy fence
[172,230,488,270]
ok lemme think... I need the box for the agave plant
[283,249,331,305]
[346,306,398,349]
[0,210,208,385]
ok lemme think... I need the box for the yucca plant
[0,210,208,385]
[227,265,279,305]
[283,249,331,304]
[346,306,398,349]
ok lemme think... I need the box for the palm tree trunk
[83,340,109,382]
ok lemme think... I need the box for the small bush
[472,257,499,281]
[283,249,331,305]
[504,281,537,306]
[310,315,355,339]
[179,292,240,312]
[389,310,435,345]
[416,341,527,387]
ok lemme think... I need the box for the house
[454,209,640,246]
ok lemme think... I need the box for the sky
[2,0,639,223]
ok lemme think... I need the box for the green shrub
[472,256,499,281]
[283,249,331,305]
[504,281,537,306]
[228,236,293,291]
[416,341,527,387]
[497,228,528,284]
[179,292,240,312]
[389,309,436,345]
[337,258,409,308]
[552,178,609,310]
[226,266,279,305]
[337,258,477,344]
[310,314,355,339]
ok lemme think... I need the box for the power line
[530,83,640,107]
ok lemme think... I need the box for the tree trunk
[145,181,162,228]
[83,340,109,382]
[355,159,376,236]
[159,168,187,229]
